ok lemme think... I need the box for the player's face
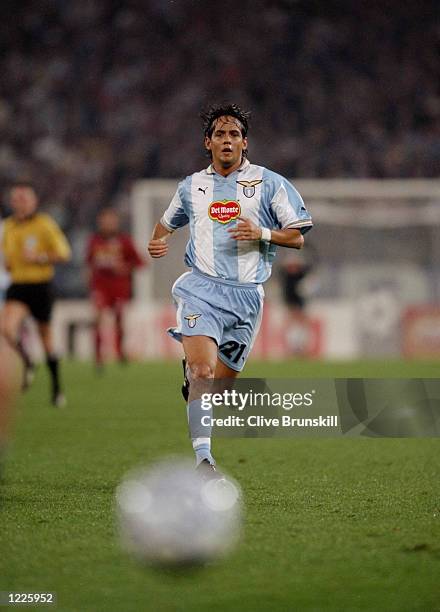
[10,187,38,220]
[98,211,120,236]
[205,116,248,172]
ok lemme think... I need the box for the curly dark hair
[201,103,251,139]
[201,103,251,159]
[9,180,37,193]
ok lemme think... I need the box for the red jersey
[86,233,143,301]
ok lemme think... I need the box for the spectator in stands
[0,1,437,296]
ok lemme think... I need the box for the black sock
[16,339,33,370]
[46,354,61,396]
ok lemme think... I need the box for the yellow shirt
[1,213,71,283]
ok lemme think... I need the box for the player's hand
[228,217,262,241]
[147,238,169,258]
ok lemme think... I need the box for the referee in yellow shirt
[0,181,71,407]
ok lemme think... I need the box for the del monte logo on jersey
[208,200,241,224]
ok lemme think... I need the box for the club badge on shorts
[184,314,201,328]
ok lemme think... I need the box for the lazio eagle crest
[184,314,201,328]
[236,179,263,198]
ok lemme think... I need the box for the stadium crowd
[0,1,438,294]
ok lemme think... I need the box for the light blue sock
[192,438,214,466]
[187,398,214,465]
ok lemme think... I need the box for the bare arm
[147,222,173,258]
[264,227,304,249]
[228,217,304,249]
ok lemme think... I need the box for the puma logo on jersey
[184,314,201,328]
[236,179,263,198]
[198,187,207,194]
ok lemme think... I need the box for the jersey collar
[206,158,250,175]
[13,212,37,223]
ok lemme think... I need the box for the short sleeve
[271,179,313,235]
[123,236,143,267]
[0,221,7,266]
[43,215,72,259]
[0,221,6,254]
[161,185,189,231]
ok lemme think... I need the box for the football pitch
[1,359,439,612]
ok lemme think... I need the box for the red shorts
[91,283,130,309]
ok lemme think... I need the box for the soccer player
[0,338,20,483]
[0,181,71,407]
[0,217,10,302]
[279,246,316,356]
[86,208,144,370]
[147,103,313,474]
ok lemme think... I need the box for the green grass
[1,360,440,612]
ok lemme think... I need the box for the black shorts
[5,282,54,323]
[284,289,305,309]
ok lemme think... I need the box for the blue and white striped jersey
[161,159,312,284]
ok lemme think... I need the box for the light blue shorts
[167,268,264,372]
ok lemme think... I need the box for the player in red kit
[86,209,144,370]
